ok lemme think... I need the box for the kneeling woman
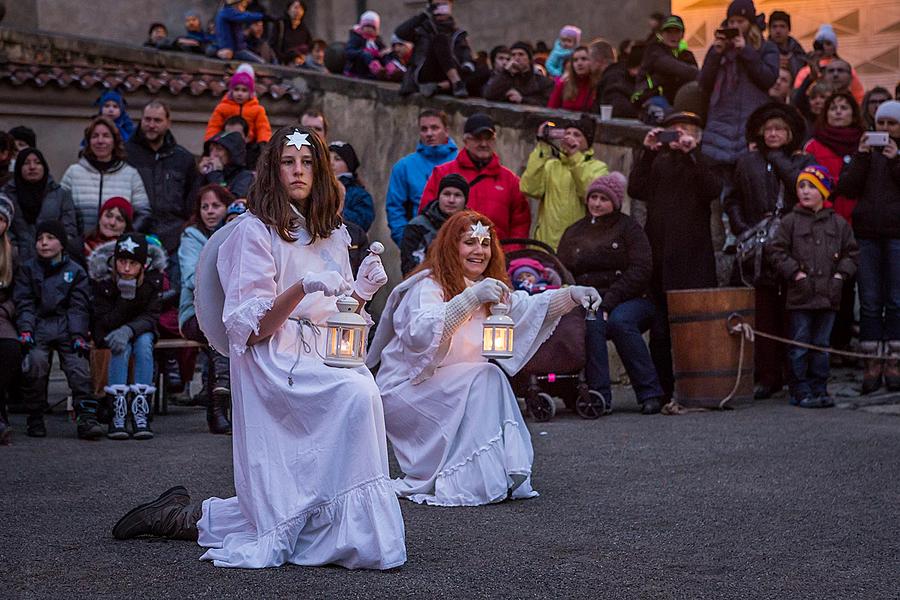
[368,210,600,506]
[112,126,407,570]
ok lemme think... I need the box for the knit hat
[586,172,628,211]
[229,72,255,94]
[358,10,381,32]
[797,165,834,200]
[769,10,791,29]
[0,194,13,224]
[815,24,837,49]
[566,115,596,147]
[875,100,900,123]
[114,232,149,267]
[660,15,685,31]
[9,126,36,149]
[184,9,202,20]
[509,257,546,281]
[100,196,134,222]
[559,25,582,44]
[36,220,67,245]
[510,41,534,61]
[727,0,756,20]
[227,200,247,218]
[438,174,470,200]
[329,141,360,174]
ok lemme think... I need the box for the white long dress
[369,271,570,507]
[195,214,406,569]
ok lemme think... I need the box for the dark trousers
[418,33,460,83]
[181,316,230,389]
[830,276,856,349]
[586,298,663,404]
[787,309,836,400]
[754,285,787,389]
[857,238,900,342]
[22,339,93,415]
[0,339,21,419]
[649,295,675,398]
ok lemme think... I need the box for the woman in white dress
[111,126,407,570]
[368,210,601,506]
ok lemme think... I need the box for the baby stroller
[502,239,609,422]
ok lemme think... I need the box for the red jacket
[804,138,857,224]
[547,77,596,112]
[419,151,531,243]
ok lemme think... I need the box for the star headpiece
[285,130,312,150]
[118,236,139,253]
[468,221,491,243]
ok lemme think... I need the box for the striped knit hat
[797,165,834,199]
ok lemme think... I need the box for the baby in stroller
[509,257,561,295]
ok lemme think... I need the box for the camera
[657,130,680,144]
[539,122,566,141]
[716,27,740,39]
[864,131,890,148]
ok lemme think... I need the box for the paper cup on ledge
[599,105,613,121]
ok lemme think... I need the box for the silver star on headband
[469,221,491,243]
[118,237,139,253]
[285,130,311,150]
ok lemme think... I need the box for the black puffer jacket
[396,12,475,94]
[87,239,166,346]
[13,254,90,341]
[3,178,80,263]
[126,129,200,254]
[483,69,554,106]
[557,211,652,313]
[837,142,900,240]
[400,199,448,275]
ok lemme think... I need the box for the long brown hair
[82,116,127,162]
[184,184,236,236]
[248,125,343,243]
[411,210,511,301]
[563,46,600,103]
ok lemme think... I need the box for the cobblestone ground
[1,368,897,599]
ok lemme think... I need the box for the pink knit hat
[358,10,381,32]
[229,72,255,94]
[559,25,582,44]
[586,172,628,211]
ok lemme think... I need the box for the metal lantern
[482,302,515,359]
[325,295,367,368]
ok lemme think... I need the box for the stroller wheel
[576,390,609,420]
[527,392,556,422]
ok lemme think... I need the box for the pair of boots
[208,386,231,435]
[861,341,900,394]
[105,384,155,440]
[112,485,203,541]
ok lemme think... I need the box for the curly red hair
[411,210,511,300]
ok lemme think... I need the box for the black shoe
[754,384,778,400]
[816,394,835,408]
[208,387,232,435]
[641,397,662,415]
[112,486,193,540]
[165,359,184,394]
[26,415,47,438]
[452,80,469,98]
[77,414,104,440]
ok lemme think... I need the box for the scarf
[87,157,117,173]
[813,125,863,159]
[13,148,49,225]
[709,47,739,108]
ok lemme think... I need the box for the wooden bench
[153,339,207,415]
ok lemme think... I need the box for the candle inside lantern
[482,302,515,359]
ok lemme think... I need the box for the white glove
[470,278,510,304]
[302,271,352,297]
[569,286,602,311]
[353,254,389,301]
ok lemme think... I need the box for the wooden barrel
[666,287,755,408]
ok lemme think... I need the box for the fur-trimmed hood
[87,238,167,282]
[745,102,807,155]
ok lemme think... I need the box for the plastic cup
[599,105,613,121]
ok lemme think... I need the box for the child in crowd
[205,66,271,143]
[302,39,329,72]
[329,141,374,231]
[508,257,562,294]
[381,35,413,82]
[94,91,135,143]
[768,166,858,408]
[14,221,98,439]
[88,233,164,439]
[401,173,469,275]
[545,25,582,79]
[199,131,254,198]
[175,10,213,54]
[344,11,386,79]
[144,22,173,50]
[0,196,18,444]
[225,200,247,223]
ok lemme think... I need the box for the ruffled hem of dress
[397,419,538,507]
[223,296,274,356]
[198,475,407,569]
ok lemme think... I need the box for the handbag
[736,179,784,287]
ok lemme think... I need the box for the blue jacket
[339,173,375,232]
[95,91,135,142]
[215,7,264,52]
[178,225,208,328]
[385,138,458,246]
[545,40,573,79]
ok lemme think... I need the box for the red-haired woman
[368,210,601,506]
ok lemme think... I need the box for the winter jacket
[598,63,639,118]
[13,254,90,341]
[269,16,313,64]
[215,6,264,53]
[177,225,207,328]
[768,205,858,310]
[804,137,859,224]
[205,95,271,143]
[344,29,386,78]
[126,129,200,254]
[520,143,609,250]
[396,12,475,94]
[557,211,652,313]
[59,158,150,235]
[419,151,531,244]
[545,40,573,79]
[87,240,165,345]
[338,173,375,232]
[774,37,806,78]
[628,147,722,294]
[699,41,780,165]
[639,40,699,106]
[483,69,554,106]
[0,247,17,340]
[201,132,254,198]
[3,178,79,263]
[837,145,900,240]
[94,91,136,143]
[400,199,448,275]
[548,77,598,113]
[386,138,459,247]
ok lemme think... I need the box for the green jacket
[520,143,609,250]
